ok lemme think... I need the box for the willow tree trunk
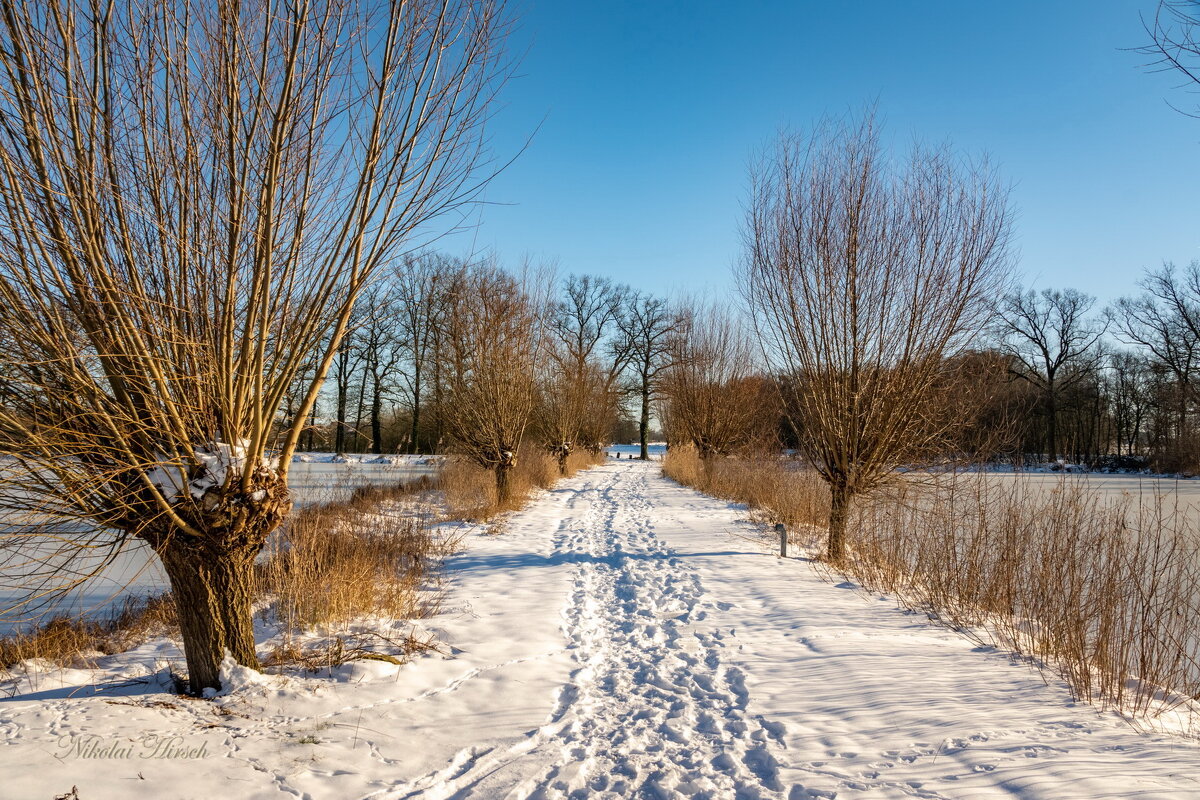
[827,483,852,562]
[639,383,651,460]
[495,463,513,506]
[142,477,290,695]
[157,542,263,693]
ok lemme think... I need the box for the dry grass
[668,445,1200,726]
[257,477,454,632]
[261,629,443,672]
[663,445,828,531]
[441,446,605,521]
[847,474,1200,722]
[0,594,177,670]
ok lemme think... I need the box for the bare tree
[1111,262,1200,467]
[439,262,545,502]
[353,282,406,454]
[331,307,368,454]
[1109,351,1154,457]
[741,115,1012,561]
[538,275,630,468]
[0,0,512,692]
[661,303,777,475]
[395,253,461,454]
[1143,1,1200,117]
[616,294,680,459]
[992,288,1107,462]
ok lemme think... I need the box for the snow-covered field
[0,456,440,636]
[3,459,1198,799]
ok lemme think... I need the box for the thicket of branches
[663,260,1200,478]
[0,0,519,693]
[275,256,673,463]
[975,263,1200,474]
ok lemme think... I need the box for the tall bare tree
[741,115,1012,561]
[1108,351,1154,457]
[394,254,461,453]
[0,0,512,692]
[1111,262,1200,467]
[661,304,777,474]
[354,282,405,454]
[616,293,679,459]
[439,262,545,502]
[992,288,1107,462]
[538,275,630,468]
[331,306,368,454]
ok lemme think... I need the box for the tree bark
[410,366,422,454]
[335,381,348,454]
[639,381,650,460]
[495,462,512,505]
[827,483,851,562]
[157,540,263,694]
[1046,380,1058,462]
[371,382,384,455]
[305,391,318,451]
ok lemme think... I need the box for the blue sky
[450,1,1200,306]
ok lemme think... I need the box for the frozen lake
[974,469,1200,512]
[6,455,1197,638]
[0,456,439,636]
[605,443,666,459]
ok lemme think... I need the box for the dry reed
[663,446,828,532]
[665,446,1200,728]
[0,594,177,670]
[848,473,1200,723]
[440,446,605,521]
[256,477,453,632]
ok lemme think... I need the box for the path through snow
[3,460,1199,799]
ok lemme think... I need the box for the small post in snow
[775,523,787,558]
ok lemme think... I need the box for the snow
[3,460,1199,798]
[145,440,279,503]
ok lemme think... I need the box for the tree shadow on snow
[448,548,761,574]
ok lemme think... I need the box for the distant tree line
[654,108,1200,561]
[658,262,1200,479]
[287,254,680,466]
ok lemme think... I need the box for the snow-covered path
[437,462,791,799]
[4,460,1200,798]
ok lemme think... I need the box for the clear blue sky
[451,1,1200,306]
